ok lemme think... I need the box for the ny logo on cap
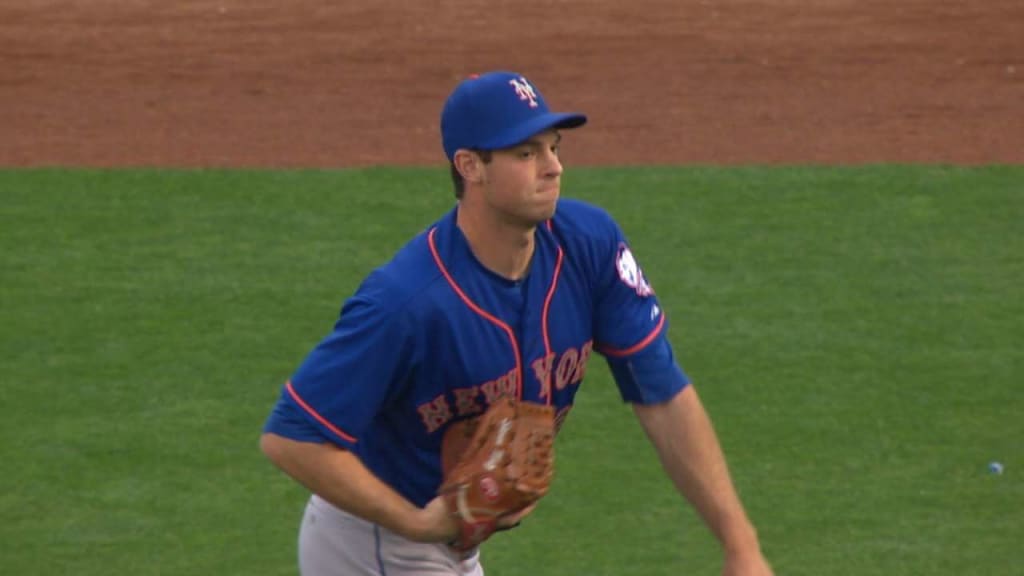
[509,77,539,108]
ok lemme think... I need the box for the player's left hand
[722,549,774,576]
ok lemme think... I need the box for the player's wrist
[722,544,774,576]
[718,521,762,557]
[407,496,459,543]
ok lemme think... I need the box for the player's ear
[453,149,485,185]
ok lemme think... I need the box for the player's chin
[532,195,559,221]
[516,204,556,228]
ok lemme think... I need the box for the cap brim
[478,112,588,151]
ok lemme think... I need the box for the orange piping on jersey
[539,228,564,406]
[596,313,667,358]
[427,227,524,400]
[285,380,358,444]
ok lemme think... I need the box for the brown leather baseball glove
[438,395,556,553]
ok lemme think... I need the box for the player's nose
[541,148,563,178]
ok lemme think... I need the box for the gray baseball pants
[298,494,484,576]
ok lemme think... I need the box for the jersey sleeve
[262,276,416,449]
[591,214,689,404]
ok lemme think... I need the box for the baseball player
[261,71,774,576]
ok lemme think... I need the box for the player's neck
[455,204,535,282]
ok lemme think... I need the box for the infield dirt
[2,0,1022,167]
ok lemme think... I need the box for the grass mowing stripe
[1,166,1020,575]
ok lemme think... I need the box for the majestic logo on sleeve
[615,243,654,297]
[509,77,539,108]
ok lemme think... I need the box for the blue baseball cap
[441,71,587,161]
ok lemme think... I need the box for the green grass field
[2,166,1021,575]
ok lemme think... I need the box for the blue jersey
[264,198,689,507]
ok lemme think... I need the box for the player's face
[481,130,564,227]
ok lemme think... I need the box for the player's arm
[259,284,458,543]
[260,433,456,543]
[602,337,773,574]
[586,208,771,574]
[632,386,773,575]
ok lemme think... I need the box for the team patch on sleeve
[615,243,654,297]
